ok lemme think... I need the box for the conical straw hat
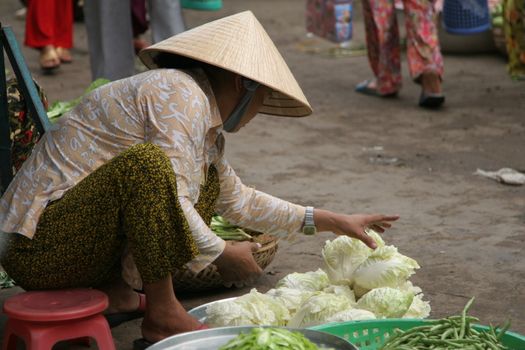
[139,11,312,117]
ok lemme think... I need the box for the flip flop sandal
[39,47,60,73]
[419,92,445,109]
[132,324,209,350]
[355,79,397,97]
[104,293,146,328]
[56,47,73,63]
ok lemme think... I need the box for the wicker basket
[173,232,279,292]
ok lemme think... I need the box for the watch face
[303,225,317,235]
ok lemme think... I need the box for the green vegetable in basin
[218,327,332,350]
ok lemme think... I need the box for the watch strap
[302,206,317,235]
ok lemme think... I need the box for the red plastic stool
[2,288,115,350]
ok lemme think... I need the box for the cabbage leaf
[264,287,314,314]
[287,292,354,328]
[356,287,414,318]
[321,236,372,285]
[403,293,431,319]
[353,246,420,291]
[325,308,376,323]
[275,269,329,292]
[206,289,290,327]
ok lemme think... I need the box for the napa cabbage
[352,246,420,291]
[275,269,330,292]
[287,292,354,328]
[206,289,290,327]
[356,287,414,318]
[321,230,385,286]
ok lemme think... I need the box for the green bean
[439,327,454,340]
[460,297,475,339]
[496,320,511,341]
[448,315,480,322]
[378,298,510,350]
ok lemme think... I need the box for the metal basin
[147,326,359,350]
[187,297,238,324]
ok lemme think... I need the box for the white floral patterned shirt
[0,69,305,275]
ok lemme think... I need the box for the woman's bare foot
[39,45,60,72]
[56,47,73,63]
[141,298,202,343]
[141,274,203,343]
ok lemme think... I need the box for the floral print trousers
[361,0,444,94]
[504,0,525,80]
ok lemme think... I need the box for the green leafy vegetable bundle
[211,215,253,241]
[379,298,510,350]
[47,78,110,121]
[218,327,329,350]
[0,272,15,289]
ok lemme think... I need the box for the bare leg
[141,274,202,342]
[420,71,442,95]
[97,276,141,314]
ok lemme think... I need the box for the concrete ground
[1,0,524,349]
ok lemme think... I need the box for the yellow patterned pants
[2,143,205,290]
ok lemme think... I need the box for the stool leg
[2,320,30,350]
[26,335,56,350]
[2,322,18,350]
[86,315,116,350]
[5,319,56,350]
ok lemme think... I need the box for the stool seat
[2,288,115,350]
[3,288,108,322]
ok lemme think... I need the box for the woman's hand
[314,209,399,249]
[213,241,263,283]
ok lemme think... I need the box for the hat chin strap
[223,79,260,132]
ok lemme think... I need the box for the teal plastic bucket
[181,0,222,11]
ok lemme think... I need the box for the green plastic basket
[310,319,525,350]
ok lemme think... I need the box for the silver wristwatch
[302,206,317,235]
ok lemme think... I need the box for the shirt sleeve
[179,197,226,272]
[214,155,306,236]
[138,70,226,273]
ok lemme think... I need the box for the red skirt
[25,0,73,49]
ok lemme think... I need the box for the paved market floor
[1,0,524,349]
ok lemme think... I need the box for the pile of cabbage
[206,231,431,328]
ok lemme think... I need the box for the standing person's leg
[402,0,444,106]
[53,0,74,63]
[132,0,150,53]
[83,0,135,81]
[358,0,402,95]
[504,0,525,80]
[25,0,60,70]
[147,0,186,43]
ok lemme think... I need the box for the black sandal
[419,92,445,109]
[133,338,154,350]
[104,293,146,328]
[105,310,145,328]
